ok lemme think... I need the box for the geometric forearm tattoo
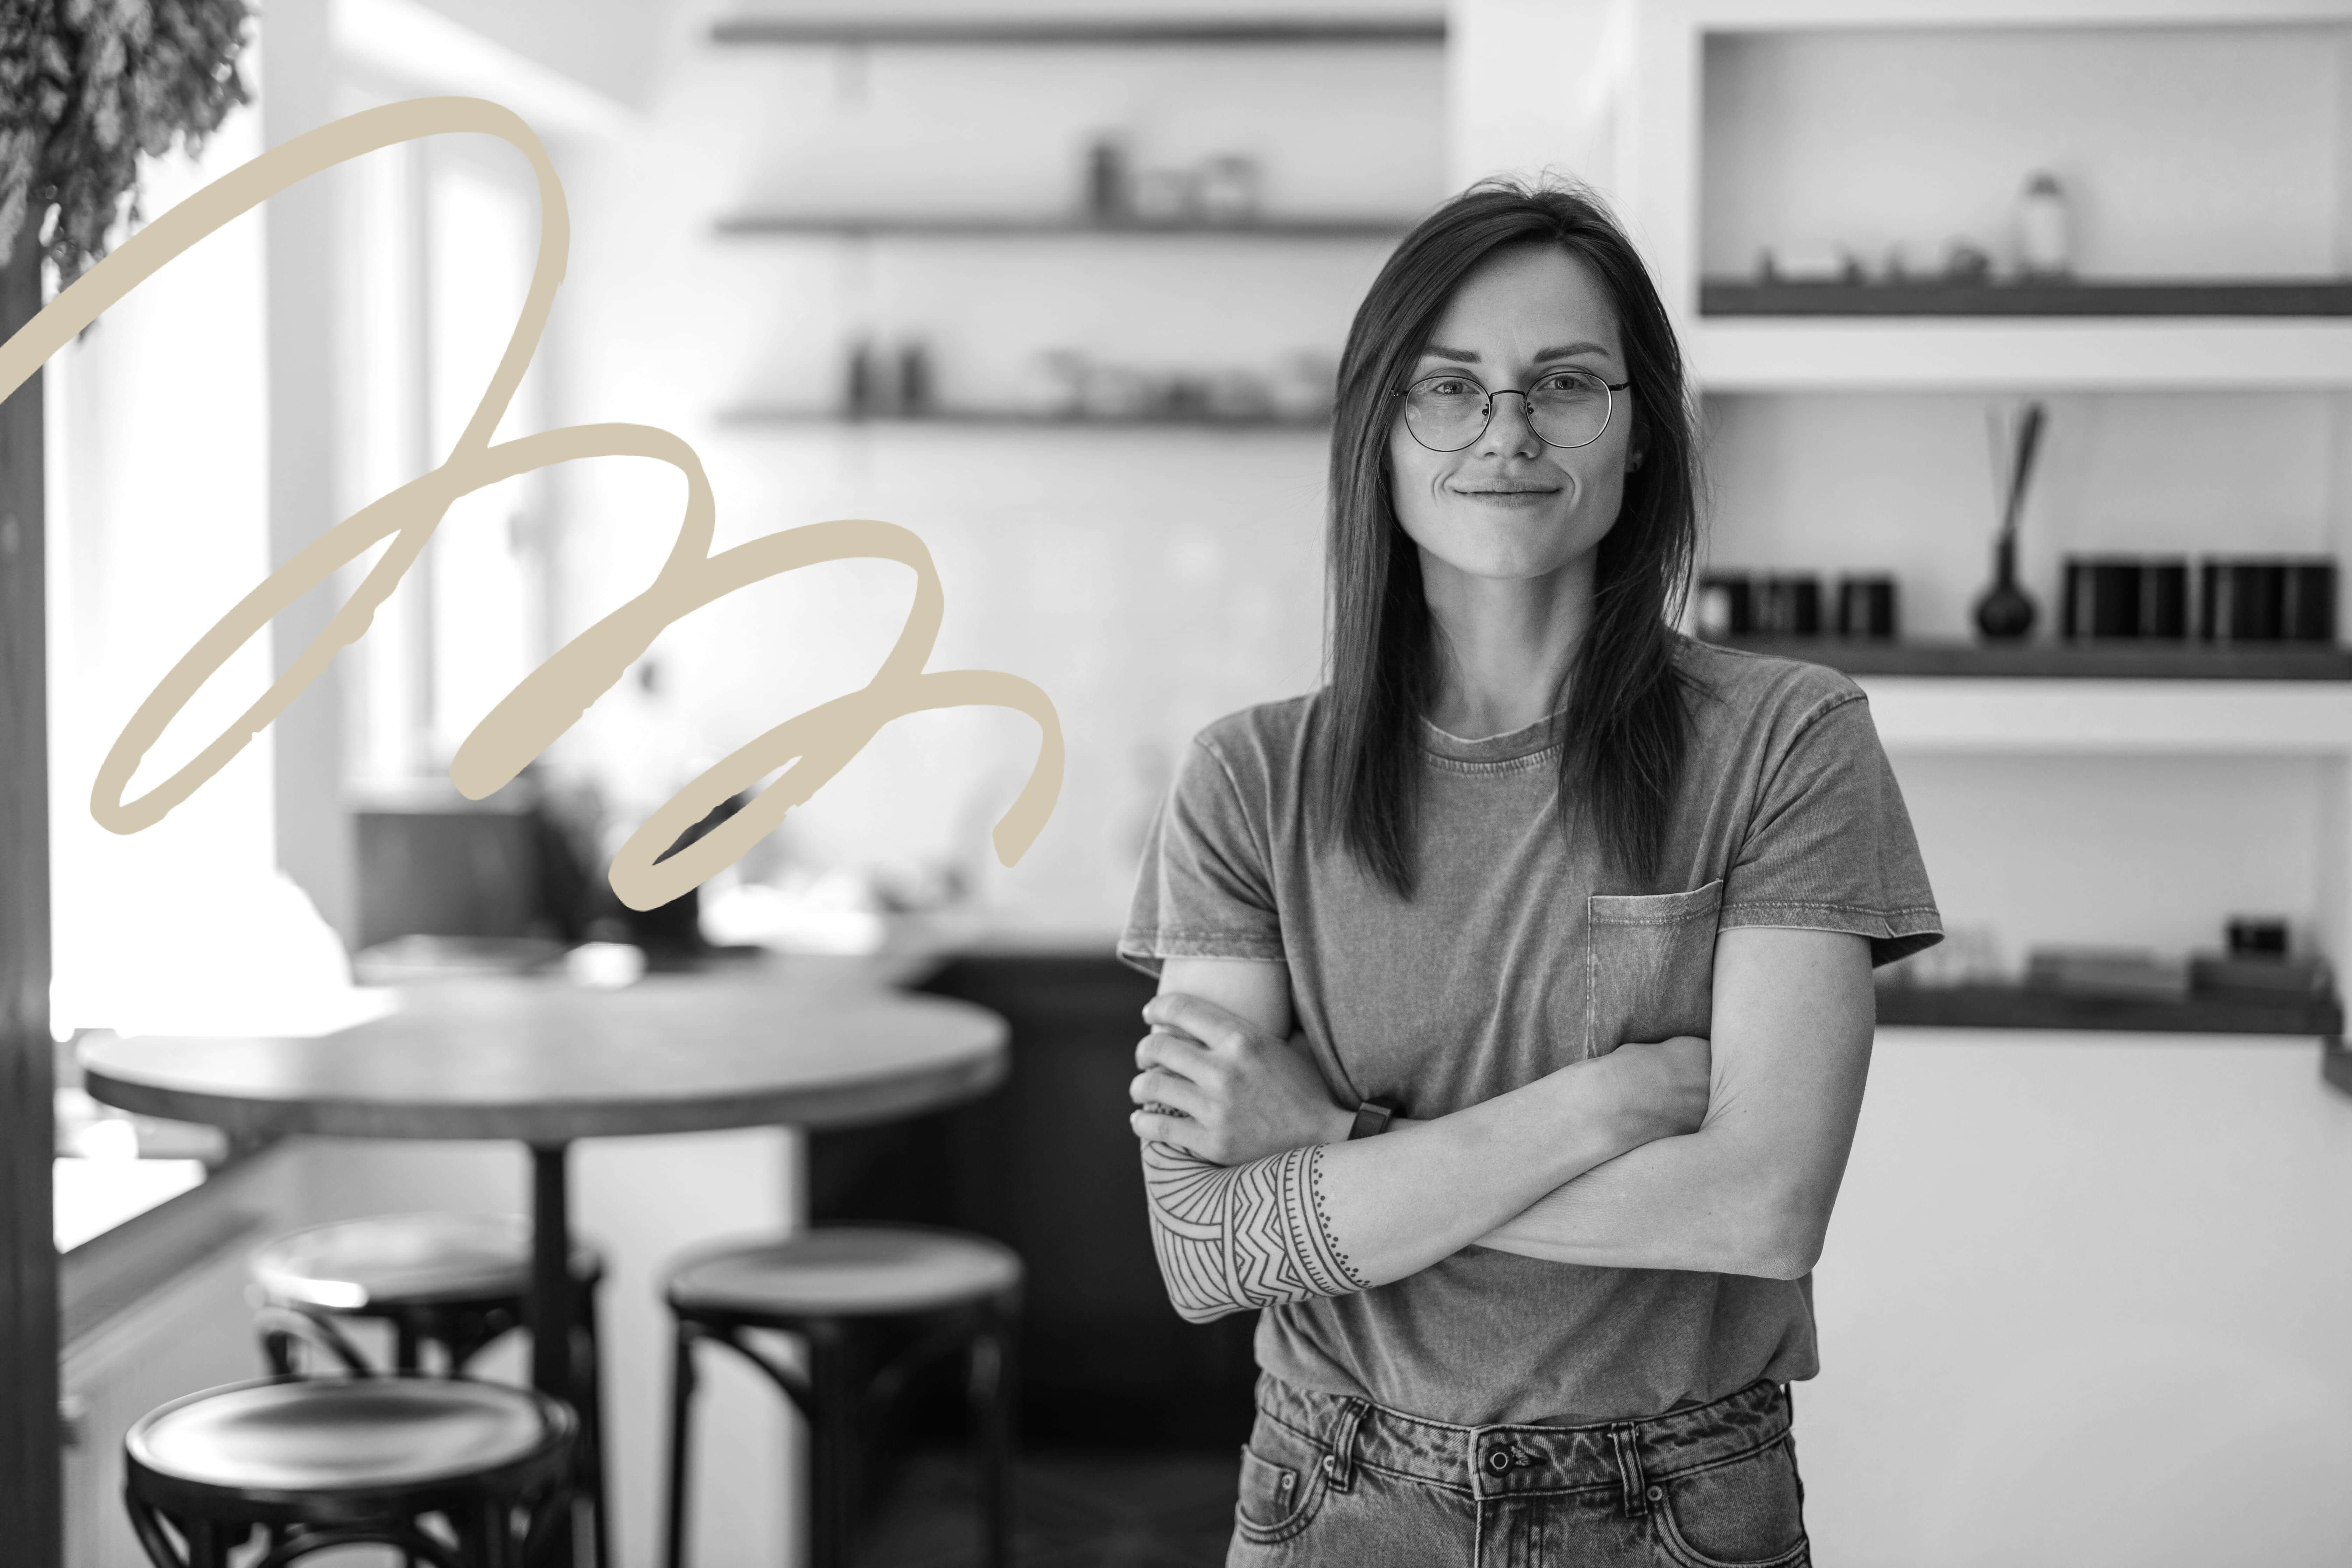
[1139,1135,1372,1324]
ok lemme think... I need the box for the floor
[854,1449,1240,1568]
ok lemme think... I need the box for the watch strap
[1348,1100,1396,1140]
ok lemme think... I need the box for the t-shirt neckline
[1415,703,1573,763]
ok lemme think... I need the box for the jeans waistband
[1252,1371,1793,1505]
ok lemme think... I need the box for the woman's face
[1386,244,1637,586]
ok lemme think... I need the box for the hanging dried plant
[0,0,256,291]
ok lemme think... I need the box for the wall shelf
[1717,638,2352,681]
[1688,318,2352,390]
[713,213,1413,240]
[1701,278,2352,317]
[1852,677,2352,754]
[713,407,1331,432]
[1878,981,2341,1037]
[708,16,1446,48]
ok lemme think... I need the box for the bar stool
[123,1374,573,1568]
[661,1224,1023,1568]
[249,1212,609,1567]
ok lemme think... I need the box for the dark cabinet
[810,952,1259,1450]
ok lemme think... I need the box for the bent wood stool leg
[808,1320,859,1568]
[662,1321,701,1568]
[575,1279,611,1568]
[972,1296,1018,1568]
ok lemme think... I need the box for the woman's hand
[1128,991,1352,1166]
[1602,1034,1713,1143]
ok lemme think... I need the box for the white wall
[1447,0,1627,199]
[1808,1030,2352,1567]
[545,0,1447,938]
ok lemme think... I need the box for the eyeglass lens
[1403,372,1615,451]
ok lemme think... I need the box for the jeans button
[1486,1447,1514,1474]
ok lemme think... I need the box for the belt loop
[1320,1397,1368,1493]
[1608,1423,1648,1518]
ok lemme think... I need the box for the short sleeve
[1117,735,1285,977]
[1718,692,1942,968]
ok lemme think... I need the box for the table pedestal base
[530,1143,588,1568]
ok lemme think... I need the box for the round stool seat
[667,1226,1022,1318]
[129,1376,568,1494]
[253,1212,602,1310]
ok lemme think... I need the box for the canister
[1835,576,1898,640]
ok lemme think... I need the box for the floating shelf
[714,407,1330,432]
[1701,278,2352,318]
[714,213,1413,240]
[1878,981,2341,1037]
[1716,638,2352,681]
[1689,318,2352,391]
[1848,677,2352,756]
[709,16,1446,47]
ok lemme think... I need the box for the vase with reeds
[1974,401,2045,641]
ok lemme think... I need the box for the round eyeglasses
[1394,369,1632,452]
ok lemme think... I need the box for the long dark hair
[1314,176,1700,898]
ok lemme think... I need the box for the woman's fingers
[1130,1109,1206,1155]
[1129,1068,1210,1119]
[1142,992,1251,1052]
[1135,1026,1219,1078]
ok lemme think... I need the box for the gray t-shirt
[1117,637,1941,1426]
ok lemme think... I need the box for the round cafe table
[78,966,1008,1568]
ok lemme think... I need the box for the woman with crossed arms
[1118,180,1940,1567]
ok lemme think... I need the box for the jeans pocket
[1651,1436,1811,1568]
[1587,879,1722,1056]
[1232,1410,1330,1545]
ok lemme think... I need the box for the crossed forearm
[1476,1124,1807,1277]
[1141,1141,1368,1322]
[1140,1056,1643,1322]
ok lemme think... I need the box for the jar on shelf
[898,341,933,416]
[1083,134,1129,222]
[1197,154,1262,224]
[1132,167,1200,225]
[2015,170,2072,278]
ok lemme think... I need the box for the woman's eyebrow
[1420,341,1612,363]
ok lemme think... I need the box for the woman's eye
[1424,378,1478,397]
[1535,372,1600,396]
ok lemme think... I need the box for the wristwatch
[1348,1099,1398,1140]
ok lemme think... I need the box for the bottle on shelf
[1083,134,1129,224]
[844,337,877,417]
[2015,170,2072,278]
[898,341,932,416]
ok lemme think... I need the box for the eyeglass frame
[1390,368,1635,453]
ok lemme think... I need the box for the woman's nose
[1479,391,1544,454]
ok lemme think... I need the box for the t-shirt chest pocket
[1584,878,1722,1058]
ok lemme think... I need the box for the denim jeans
[1227,1371,1811,1568]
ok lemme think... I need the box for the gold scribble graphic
[0,97,1063,910]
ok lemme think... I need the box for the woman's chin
[1417,527,1587,584]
